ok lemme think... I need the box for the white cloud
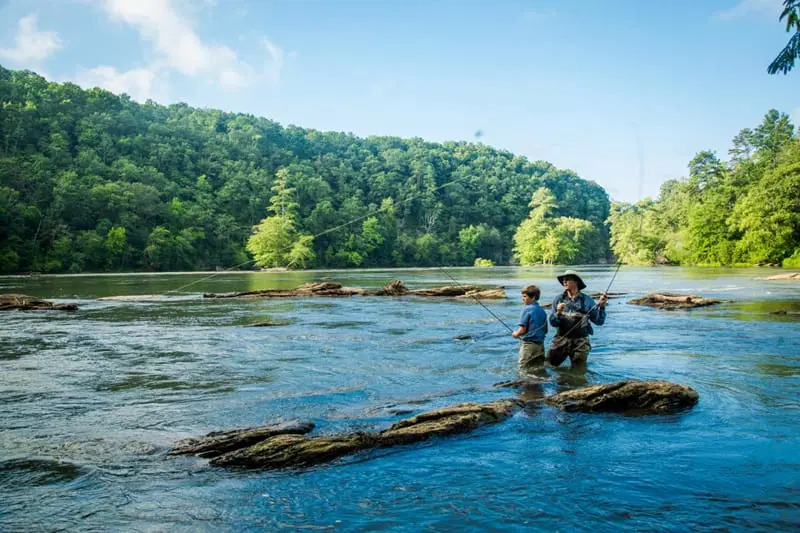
[712,0,783,21]
[75,65,167,103]
[0,14,62,63]
[101,0,251,88]
[263,37,284,86]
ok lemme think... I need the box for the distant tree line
[0,66,611,274]
[608,110,800,268]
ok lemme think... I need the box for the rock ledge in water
[181,399,522,470]
[0,294,78,311]
[204,279,506,300]
[627,292,724,310]
[544,380,699,414]
[169,420,316,458]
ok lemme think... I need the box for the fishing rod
[436,266,514,333]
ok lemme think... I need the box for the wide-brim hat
[557,269,586,290]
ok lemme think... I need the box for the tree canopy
[608,110,800,268]
[0,65,611,274]
[768,0,800,75]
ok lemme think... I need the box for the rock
[756,272,800,280]
[366,279,410,296]
[96,294,164,301]
[204,282,364,299]
[0,294,78,312]
[627,292,724,310]
[203,279,505,300]
[169,420,315,458]
[456,288,507,299]
[376,400,522,446]
[244,319,294,327]
[208,399,523,469]
[544,380,699,414]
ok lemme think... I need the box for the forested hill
[608,109,800,268]
[0,66,611,274]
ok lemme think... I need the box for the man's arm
[548,295,561,327]
[587,294,607,325]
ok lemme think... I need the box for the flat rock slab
[170,420,315,458]
[0,294,77,312]
[756,272,800,280]
[205,399,523,469]
[204,279,506,300]
[544,380,699,414]
[96,294,168,302]
[627,292,724,310]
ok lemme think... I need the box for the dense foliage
[768,0,800,75]
[608,110,800,268]
[0,66,611,273]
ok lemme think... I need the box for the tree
[768,1,800,75]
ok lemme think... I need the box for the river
[1,266,798,531]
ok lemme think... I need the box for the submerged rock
[206,399,523,469]
[627,292,724,310]
[0,294,77,312]
[544,380,699,414]
[170,420,315,458]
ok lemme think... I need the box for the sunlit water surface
[1,266,798,531]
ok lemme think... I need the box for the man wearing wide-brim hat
[546,269,608,369]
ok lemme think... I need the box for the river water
[1,266,798,532]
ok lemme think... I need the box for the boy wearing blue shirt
[512,284,548,373]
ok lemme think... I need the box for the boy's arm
[512,324,528,338]
[513,308,530,338]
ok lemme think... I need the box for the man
[546,269,608,370]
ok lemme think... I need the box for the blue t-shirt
[518,302,548,342]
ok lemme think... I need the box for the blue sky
[0,0,798,203]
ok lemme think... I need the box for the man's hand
[598,293,608,307]
[557,303,566,314]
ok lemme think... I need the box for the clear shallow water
[1,266,798,532]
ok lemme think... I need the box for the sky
[0,0,798,203]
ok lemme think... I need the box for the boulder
[207,399,523,469]
[169,420,315,458]
[544,380,699,414]
[627,292,724,310]
[0,294,78,312]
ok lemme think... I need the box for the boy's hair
[521,284,540,300]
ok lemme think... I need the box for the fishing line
[435,266,514,333]
[554,124,645,341]
[163,168,481,296]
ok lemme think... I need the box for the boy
[511,284,548,374]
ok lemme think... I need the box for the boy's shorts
[518,340,545,372]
